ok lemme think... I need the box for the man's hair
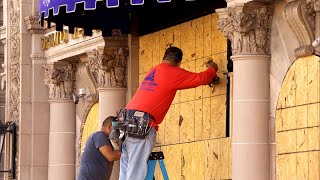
[102,116,115,127]
[162,47,183,65]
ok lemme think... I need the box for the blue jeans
[119,128,156,180]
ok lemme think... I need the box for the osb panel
[210,95,226,138]
[211,72,227,97]
[307,55,320,103]
[220,138,232,179]
[156,118,166,146]
[139,35,153,74]
[202,98,211,140]
[295,58,308,106]
[276,130,297,154]
[308,151,320,179]
[203,14,212,58]
[180,61,196,102]
[194,99,203,141]
[276,64,296,109]
[276,154,297,180]
[277,107,296,131]
[180,20,196,62]
[195,17,204,60]
[297,153,308,180]
[164,104,180,145]
[81,103,99,151]
[181,141,206,180]
[296,128,308,152]
[161,144,182,180]
[212,14,227,55]
[166,25,181,54]
[180,101,195,143]
[308,103,320,127]
[205,139,220,179]
[151,32,160,67]
[296,105,308,129]
[307,127,319,151]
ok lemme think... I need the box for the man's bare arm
[99,145,121,161]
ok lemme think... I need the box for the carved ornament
[24,16,45,34]
[284,0,319,57]
[83,46,128,88]
[217,3,273,56]
[8,0,21,123]
[44,62,77,100]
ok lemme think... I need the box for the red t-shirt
[126,62,217,128]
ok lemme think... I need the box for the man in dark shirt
[77,116,121,180]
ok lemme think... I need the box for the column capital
[24,16,45,34]
[217,2,273,56]
[284,0,319,57]
[44,62,77,101]
[82,46,129,89]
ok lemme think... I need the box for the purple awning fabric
[39,0,173,18]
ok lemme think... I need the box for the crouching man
[77,116,121,180]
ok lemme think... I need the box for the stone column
[217,3,272,180]
[84,36,128,180]
[44,62,77,180]
[25,16,50,180]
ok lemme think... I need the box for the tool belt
[117,109,155,139]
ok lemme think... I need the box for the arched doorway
[276,56,320,179]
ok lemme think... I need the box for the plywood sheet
[296,128,307,152]
[280,107,296,131]
[181,141,205,180]
[307,127,319,151]
[297,152,308,180]
[157,118,166,146]
[277,64,296,109]
[220,138,231,179]
[276,154,297,180]
[195,17,204,60]
[151,31,160,67]
[159,29,167,63]
[211,72,227,97]
[164,104,180,145]
[212,13,227,55]
[160,144,181,180]
[202,97,211,140]
[308,151,320,179]
[195,58,204,100]
[205,139,220,179]
[296,105,308,129]
[276,130,296,154]
[180,101,195,143]
[307,56,320,104]
[180,20,196,62]
[210,95,226,138]
[295,58,308,106]
[308,103,320,127]
[194,99,203,141]
[180,61,196,102]
[139,35,153,73]
[203,14,212,58]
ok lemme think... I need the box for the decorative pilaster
[217,3,273,56]
[44,62,76,101]
[217,3,272,180]
[44,62,77,180]
[284,0,320,57]
[84,46,129,88]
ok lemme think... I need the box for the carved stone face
[114,66,125,86]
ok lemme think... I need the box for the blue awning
[39,0,173,18]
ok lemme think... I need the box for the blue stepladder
[146,152,169,180]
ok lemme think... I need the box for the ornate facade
[0,0,319,180]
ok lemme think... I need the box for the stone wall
[139,13,232,179]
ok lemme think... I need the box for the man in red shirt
[119,47,218,180]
